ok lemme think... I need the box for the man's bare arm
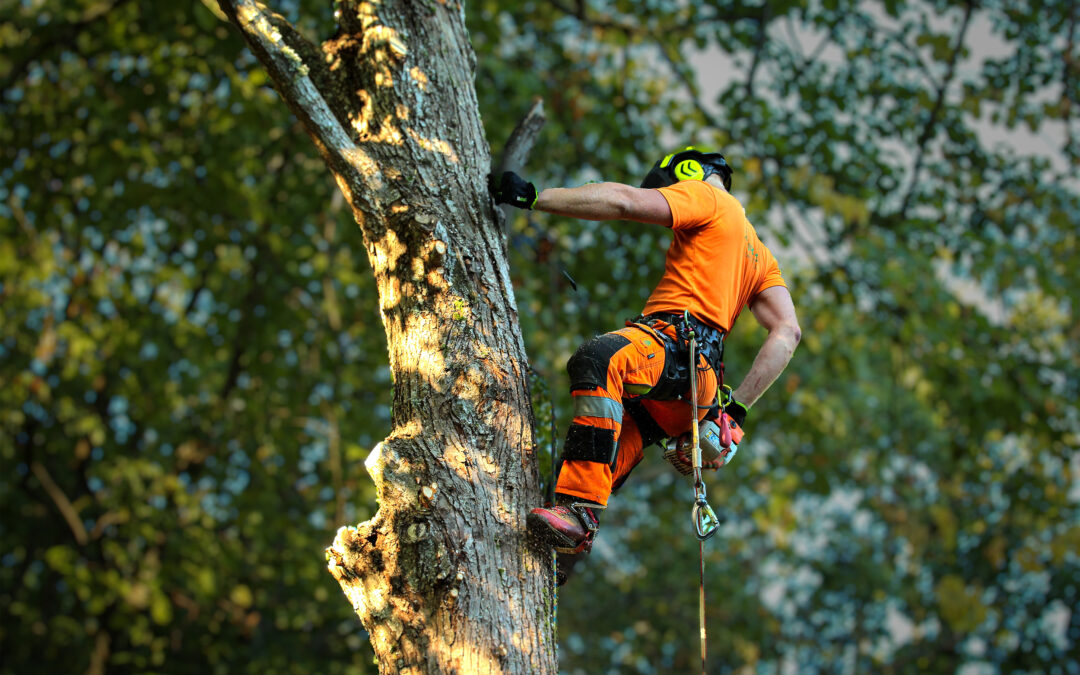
[732,286,801,407]
[534,182,673,226]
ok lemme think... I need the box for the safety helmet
[640,147,733,191]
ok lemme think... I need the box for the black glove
[718,384,748,427]
[726,399,748,427]
[491,171,538,210]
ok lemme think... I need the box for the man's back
[644,180,785,333]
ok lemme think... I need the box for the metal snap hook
[692,498,721,541]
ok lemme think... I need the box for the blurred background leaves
[2,0,1077,673]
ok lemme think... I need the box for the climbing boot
[527,500,601,555]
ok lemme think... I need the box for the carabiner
[692,497,721,541]
[691,480,721,540]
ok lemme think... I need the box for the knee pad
[566,333,631,392]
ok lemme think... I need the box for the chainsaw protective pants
[555,324,717,506]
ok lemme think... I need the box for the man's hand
[719,385,748,423]
[491,171,538,210]
[719,383,747,447]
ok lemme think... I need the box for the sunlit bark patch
[406,128,460,163]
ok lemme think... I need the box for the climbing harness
[685,310,722,675]
[634,311,725,375]
[622,311,725,406]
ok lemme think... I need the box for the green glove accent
[726,399,748,428]
[491,171,538,210]
[719,384,748,427]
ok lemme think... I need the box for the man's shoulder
[658,179,723,197]
[710,184,745,210]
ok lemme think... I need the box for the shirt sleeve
[656,180,718,230]
[753,249,788,296]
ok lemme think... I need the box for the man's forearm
[731,326,800,407]
[535,182,632,221]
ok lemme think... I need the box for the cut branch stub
[494,99,547,245]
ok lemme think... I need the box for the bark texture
[215,1,556,672]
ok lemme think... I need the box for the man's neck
[704,175,727,192]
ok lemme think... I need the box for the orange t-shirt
[642,180,786,333]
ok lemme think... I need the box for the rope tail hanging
[685,310,721,674]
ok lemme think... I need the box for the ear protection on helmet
[640,146,733,191]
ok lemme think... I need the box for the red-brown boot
[527,498,601,555]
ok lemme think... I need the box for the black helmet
[640,146,732,191]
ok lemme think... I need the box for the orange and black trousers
[555,320,719,506]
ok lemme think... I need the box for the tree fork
[215,0,556,672]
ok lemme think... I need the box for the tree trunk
[215,1,556,672]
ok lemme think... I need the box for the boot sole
[526,512,579,550]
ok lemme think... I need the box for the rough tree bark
[215,1,556,672]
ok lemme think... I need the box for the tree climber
[492,148,801,579]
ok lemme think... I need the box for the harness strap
[623,320,691,402]
[640,311,726,375]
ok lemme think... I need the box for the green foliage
[2,0,1078,673]
[1,0,381,671]
[470,1,1078,672]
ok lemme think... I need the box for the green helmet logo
[674,159,705,181]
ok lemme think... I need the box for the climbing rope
[685,311,721,674]
[699,538,707,673]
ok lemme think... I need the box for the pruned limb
[496,98,547,176]
[494,99,547,242]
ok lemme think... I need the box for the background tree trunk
[216,1,556,672]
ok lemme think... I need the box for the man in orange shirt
[493,148,801,572]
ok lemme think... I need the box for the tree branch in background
[320,401,346,526]
[30,461,89,546]
[656,41,722,129]
[786,22,840,88]
[897,2,975,221]
[85,627,111,675]
[1063,5,1078,166]
[546,0,763,134]
[746,5,771,99]
[548,0,759,35]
